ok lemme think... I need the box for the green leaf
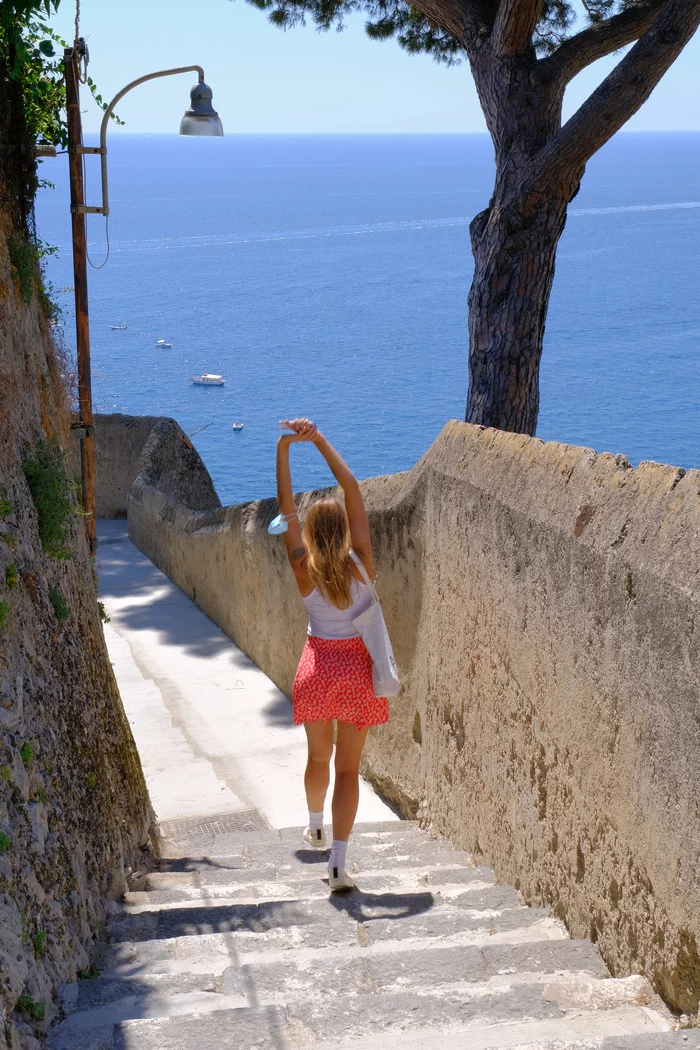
[38,40,55,56]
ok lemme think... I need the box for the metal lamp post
[63,42,223,552]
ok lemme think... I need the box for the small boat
[110,322,127,330]
[232,422,243,431]
[155,339,173,348]
[192,373,225,386]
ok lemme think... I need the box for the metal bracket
[70,145,107,155]
[70,423,94,438]
[70,205,107,215]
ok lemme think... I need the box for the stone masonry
[48,820,694,1049]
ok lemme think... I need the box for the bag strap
[349,549,379,603]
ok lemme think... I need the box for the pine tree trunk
[464,190,570,434]
[464,56,579,435]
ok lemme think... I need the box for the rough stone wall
[68,413,161,519]
[120,412,699,1017]
[0,223,156,1048]
[68,414,221,519]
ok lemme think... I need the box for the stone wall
[120,412,699,1018]
[68,414,221,520]
[0,223,156,1049]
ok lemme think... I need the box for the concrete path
[95,520,395,832]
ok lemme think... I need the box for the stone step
[70,933,608,1015]
[141,859,494,896]
[335,1022,692,1050]
[159,819,471,864]
[134,863,496,904]
[161,820,421,854]
[49,977,672,1050]
[158,821,427,860]
[155,840,476,882]
[98,909,570,983]
[107,885,563,950]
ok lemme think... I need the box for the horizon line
[85,128,700,136]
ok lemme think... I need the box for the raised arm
[275,431,310,584]
[309,428,374,572]
[279,419,375,574]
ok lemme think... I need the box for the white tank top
[302,574,373,640]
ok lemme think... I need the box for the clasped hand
[279,418,320,442]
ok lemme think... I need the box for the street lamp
[63,41,223,552]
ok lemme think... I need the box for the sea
[35,133,700,507]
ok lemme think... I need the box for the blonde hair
[303,498,354,609]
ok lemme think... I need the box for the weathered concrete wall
[0,225,156,1049]
[71,413,161,519]
[69,413,221,520]
[119,412,699,1018]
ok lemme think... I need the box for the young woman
[275,417,389,892]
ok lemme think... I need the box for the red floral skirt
[292,635,390,730]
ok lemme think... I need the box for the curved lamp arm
[97,65,205,217]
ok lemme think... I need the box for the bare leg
[332,721,370,842]
[303,720,334,812]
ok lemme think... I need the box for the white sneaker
[303,826,327,849]
[328,864,355,893]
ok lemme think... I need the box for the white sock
[308,810,324,831]
[329,839,348,874]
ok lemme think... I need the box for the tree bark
[464,54,577,434]
[465,188,570,433]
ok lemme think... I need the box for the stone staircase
[48,820,693,1050]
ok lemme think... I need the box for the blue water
[36,133,700,506]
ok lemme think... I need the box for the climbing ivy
[23,438,80,559]
[48,585,69,623]
[16,992,45,1020]
[0,2,63,231]
[1,2,120,233]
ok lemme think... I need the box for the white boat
[110,322,127,330]
[232,422,243,431]
[191,373,225,386]
[155,339,173,348]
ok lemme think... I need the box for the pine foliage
[241,0,650,63]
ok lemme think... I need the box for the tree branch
[408,0,495,45]
[491,0,543,55]
[534,0,700,186]
[545,0,668,83]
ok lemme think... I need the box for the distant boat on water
[232,422,243,430]
[110,322,127,330]
[192,373,225,386]
[155,339,173,348]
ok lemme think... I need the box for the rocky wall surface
[69,414,221,520]
[0,223,156,1049]
[68,414,161,519]
[120,412,699,1018]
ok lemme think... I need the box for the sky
[48,0,700,134]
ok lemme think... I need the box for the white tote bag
[349,551,400,698]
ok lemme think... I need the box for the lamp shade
[180,81,223,136]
